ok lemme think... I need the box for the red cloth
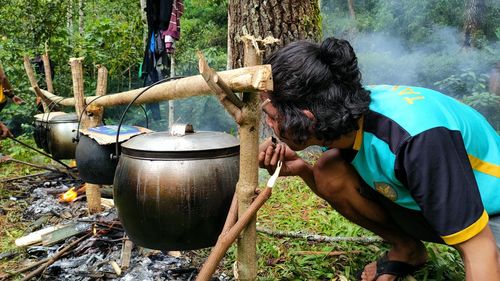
[161,0,184,41]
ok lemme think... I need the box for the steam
[341,28,499,93]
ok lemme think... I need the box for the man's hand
[0,122,13,140]
[258,136,307,177]
[11,95,24,105]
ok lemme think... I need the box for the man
[0,64,24,140]
[258,37,500,281]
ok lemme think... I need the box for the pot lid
[34,111,66,121]
[121,130,239,152]
[49,113,78,123]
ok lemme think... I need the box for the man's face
[260,93,309,151]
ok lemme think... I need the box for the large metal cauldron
[113,127,239,250]
[33,112,66,153]
[47,113,79,160]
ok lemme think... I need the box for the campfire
[1,172,231,280]
[58,187,78,203]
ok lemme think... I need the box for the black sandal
[357,252,425,281]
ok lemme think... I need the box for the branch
[20,233,90,281]
[197,51,243,123]
[256,227,384,244]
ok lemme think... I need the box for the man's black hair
[264,37,371,145]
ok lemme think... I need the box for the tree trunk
[227,1,321,280]
[78,0,84,36]
[228,0,322,70]
[348,0,356,19]
[463,0,485,48]
[67,0,73,40]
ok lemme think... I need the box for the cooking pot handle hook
[169,123,194,136]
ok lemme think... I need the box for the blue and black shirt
[345,85,499,245]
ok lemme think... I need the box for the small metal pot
[113,125,239,250]
[33,112,66,153]
[75,134,118,185]
[47,113,79,160]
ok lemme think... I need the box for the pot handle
[169,123,194,136]
[113,75,185,160]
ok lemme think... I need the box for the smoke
[343,28,499,93]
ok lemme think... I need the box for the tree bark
[228,0,321,141]
[228,0,321,70]
[463,0,485,48]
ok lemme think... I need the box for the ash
[4,172,232,281]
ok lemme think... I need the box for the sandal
[357,252,425,281]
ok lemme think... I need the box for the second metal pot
[47,113,79,160]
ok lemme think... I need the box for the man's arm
[455,225,500,280]
[0,122,12,140]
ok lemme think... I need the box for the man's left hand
[12,95,24,105]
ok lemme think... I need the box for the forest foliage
[0,0,498,134]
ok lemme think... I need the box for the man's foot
[359,241,427,281]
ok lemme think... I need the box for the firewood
[41,222,91,246]
[120,237,133,269]
[15,225,66,247]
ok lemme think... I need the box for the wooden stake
[196,187,272,281]
[120,237,133,269]
[42,52,54,93]
[22,56,38,88]
[23,56,49,112]
[235,35,264,281]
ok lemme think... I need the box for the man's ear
[302,110,315,121]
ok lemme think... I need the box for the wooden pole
[37,65,273,107]
[70,57,100,214]
[85,65,108,215]
[235,35,263,281]
[196,188,272,281]
[42,51,54,93]
[23,56,48,112]
[168,52,175,129]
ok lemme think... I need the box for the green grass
[221,175,466,281]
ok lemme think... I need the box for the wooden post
[70,57,101,214]
[42,52,54,93]
[235,35,263,281]
[168,52,175,129]
[23,56,48,112]
[85,65,108,215]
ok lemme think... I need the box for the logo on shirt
[374,182,398,201]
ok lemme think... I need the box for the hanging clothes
[142,0,174,120]
[161,0,184,53]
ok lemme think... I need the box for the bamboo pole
[37,65,273,107]
[235,35,263,281]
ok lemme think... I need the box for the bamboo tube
[37,65,273,107]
